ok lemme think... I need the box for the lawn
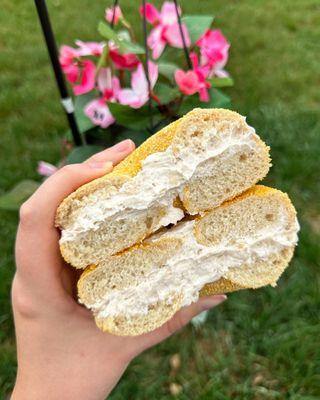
[1,0,319,398]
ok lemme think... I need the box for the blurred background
[0,0,319,398]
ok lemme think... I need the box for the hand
[11,139,227,400]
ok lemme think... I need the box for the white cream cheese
[61,118,258,243]
[91,215,299,318]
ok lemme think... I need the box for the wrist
[12,357,130,400]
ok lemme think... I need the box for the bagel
[77,186,299,336]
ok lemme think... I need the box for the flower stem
[120,17,136,42]
[96,44,109,77]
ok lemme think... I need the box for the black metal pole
[110,0,119,28]
[141,0,154,131]
[173,0,192,69]
[34,0,83,146]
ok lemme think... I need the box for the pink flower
[63,64,79,84]
[59,46,97,94]
[84,68,120,129]
[59,45,79,69]
[147,26,166,59]
[139,3,159,24]
[75,40,104,57]
[118,61,158,108]
[37,161,58,177]
[175,53,211,102]
[105,5,122,25]
[163,23,190,49]
[175,70,200,96]
[97,68,120,101]
[84,99,115,128]
[73,60,96,96]
[190,52,211,101]
[196,29,230,77]
[140,1,191,59]
[59,46,80,84]
[109,47,140,70]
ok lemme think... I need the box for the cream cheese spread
[61,118,258,243]
[91,215,299,318]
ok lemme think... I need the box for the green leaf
[208,77,234,88]
[108,103,162,131]
[182,15,214,43]
[0,180,40,211]
[158,62,179,83]
[65,145,104,164]
[179,88,231,115]
[117,30,131,42]
[96,44,109,71]
[98,22,144,54]
[74,94,96,133]
[154,83,180,104]
[98,22,121,44]
[122,41,145,55]
[160,46,187,66]
[208,88,232,108]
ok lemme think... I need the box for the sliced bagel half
[56,108,271,269]
[77,186,299,336]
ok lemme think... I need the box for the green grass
[1,0,319,398]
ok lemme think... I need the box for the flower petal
[213,69,230,78]
[84,99,115,128]
[75,40,104,56]
[117,89,144,108]
[64,64,79,83]
[131,63,148,98]
[73,60,96,96]
[197,29,230,71]
[59,45,79,68]
[160,1,179,25]
[139,3,160,24]
[148,61,159,89]
[174,69,200,95]
[111,76,121,100]
[147,26,166,59]
[109,49,140,70]
[37,161,58,177]
[199,86,210,102]
[164,23,191,48]
[97,68,112,93]
[105,5,122,25]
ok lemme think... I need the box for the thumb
[137,295,227,350]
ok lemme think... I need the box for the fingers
[15,139,135,282]
[136,295,227,350]
[15,162,111,287]
[84,139,135,166]
[20,139,135,230]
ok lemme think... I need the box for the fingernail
[201,294,227,310]
[112,139,134,153]
[88,161,113,170]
